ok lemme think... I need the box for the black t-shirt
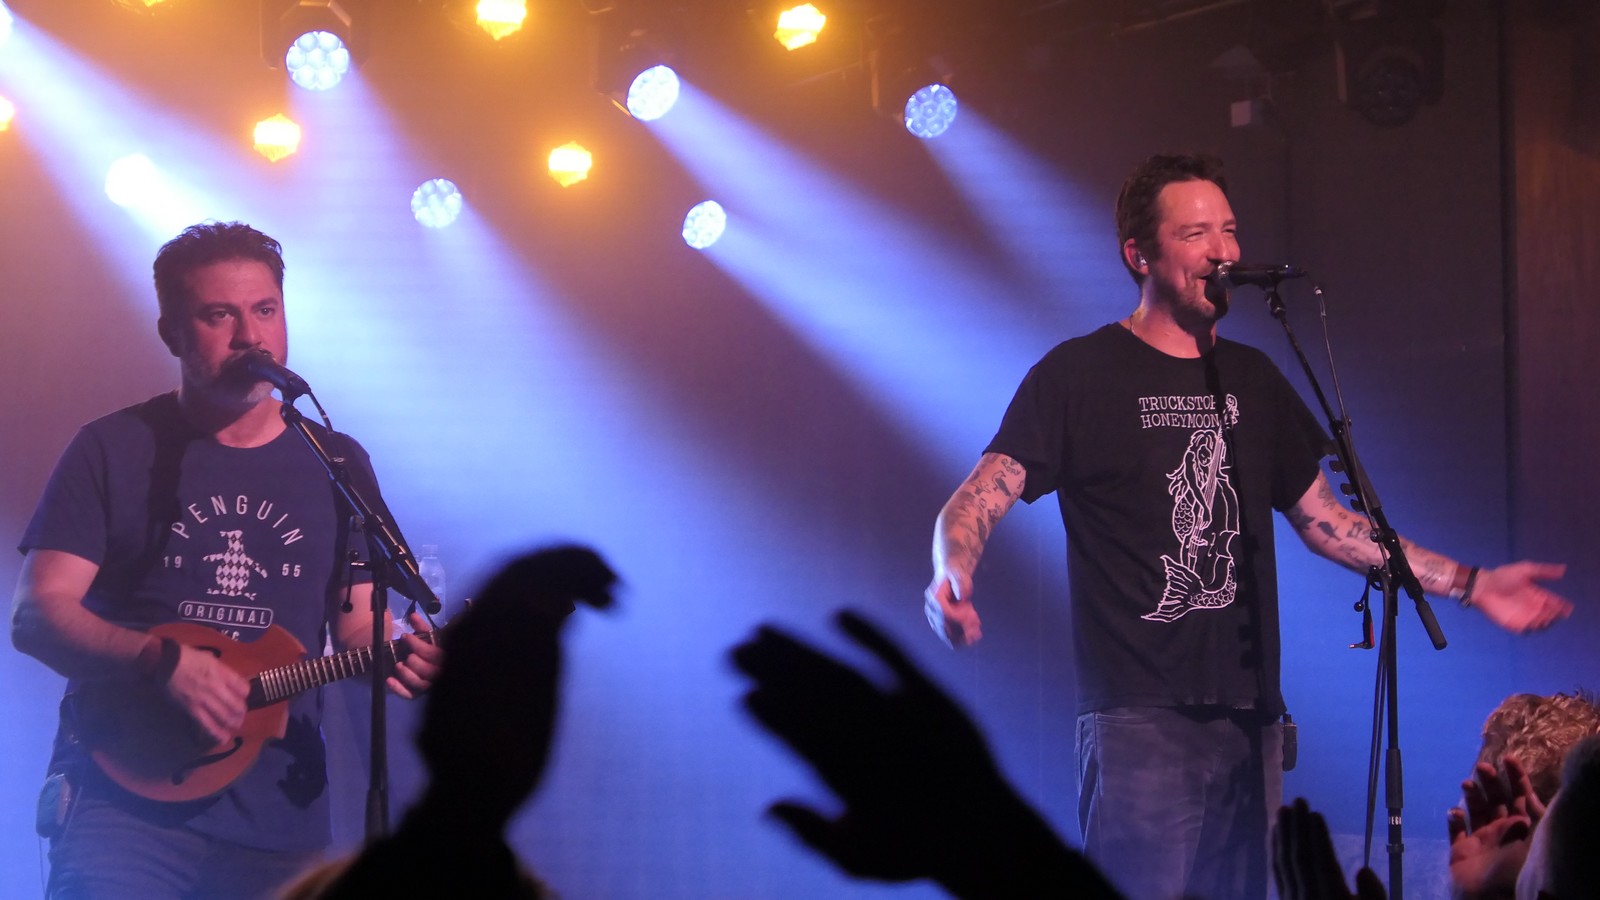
[19,392,378,851]
[986,324,1326,716]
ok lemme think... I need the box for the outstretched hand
[1471,562,1571,634]
[1272,798,1387,900]
[1448,754,1543,898]
[730,609,1121,898]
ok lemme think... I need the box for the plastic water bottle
[417,544,447,619]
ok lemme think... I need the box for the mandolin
[74,621,433,803]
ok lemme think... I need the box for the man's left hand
[1471,562,1572,634]
[388,610,443,699]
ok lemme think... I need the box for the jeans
[47,779,321,900]
[1077,706,1283,900]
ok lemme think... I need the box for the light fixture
[903,82,958,138]
[411,178,464,229]
[682,200,726,250]
[624,64,680,121]
[475,0,526,41]
[253,113,301,161]
[285,30,350,91]
[1333,9,1444,127]
[774,4,826,51]
[592,8,683,120]
[111,0,173,11]
[262,1,358,91]
[866,16,959,138]
[547,141,592,187]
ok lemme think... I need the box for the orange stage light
[775,4,826,51]
[547,142,592,187]
[253,114,302,162]
[476,0,527,41]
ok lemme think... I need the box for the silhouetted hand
[1272,798,1387,900]
[731,609,1123,899]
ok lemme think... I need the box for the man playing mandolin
[11,222,442,899]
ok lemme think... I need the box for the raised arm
[924,452,1027,648]
[1283,472,1571,634]
[11,548,249,744]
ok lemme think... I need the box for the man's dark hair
[152,222,285,319]
[1114,153,1229,285]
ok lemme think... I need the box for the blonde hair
[1477,691,1600,803]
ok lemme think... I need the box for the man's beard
[1203,275,1231,318]
[183,355,273,407]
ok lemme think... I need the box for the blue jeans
[47,780,321,900]
[1077,706,1283,900]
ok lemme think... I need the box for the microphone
[232,350,311,398]
[1208,262,1308,291]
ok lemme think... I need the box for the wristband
[1458,566,1482,609]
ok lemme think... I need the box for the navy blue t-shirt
[986,324,1327,717]
[20,392,378,852]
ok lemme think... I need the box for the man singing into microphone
[923,153,1573,900]
[11,222,443,899]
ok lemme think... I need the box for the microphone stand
[1257,279,1447,899]
[274,389,440,843]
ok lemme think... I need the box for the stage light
[904,83,958,138]
[0,95,14,132]
[547,141,592,187]
[112,0,172,11]
[412,178,463,229]
[867,21,959,139]
[592,8,683,120]
[626,65,680,121]
[285,30,350,91]
[105,154,160,209]
[682,200,726,250]
[775,4,826,51]
[476,0,526,41]
[253,113,301,161]
[1334,11,1444,127]
[264,1,357,90]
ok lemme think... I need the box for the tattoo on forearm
[1298,487,1459,591]
[938,456,1023,572]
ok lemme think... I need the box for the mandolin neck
[248,632,436,708]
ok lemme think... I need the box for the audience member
[1477,692,1600,804]
[1450,691,1600,900]
[280,545,618,899]
[1516,733,1600,900]
[1270,797,1387,900]
[730,609,1125,899]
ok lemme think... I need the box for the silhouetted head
[415,545,618,827]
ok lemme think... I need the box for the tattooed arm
[924,453,1027,648]
[1284,472,1572,635]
